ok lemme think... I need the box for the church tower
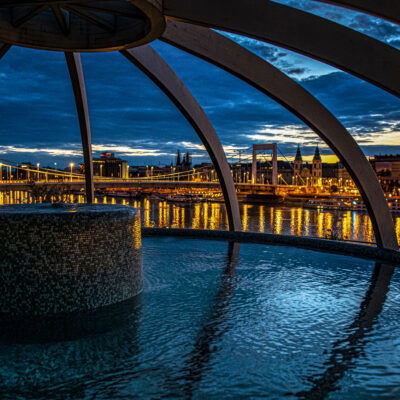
[176,149,182,170]
[183,152,192,171]
[312,145,322,186]
[293,145,303,185]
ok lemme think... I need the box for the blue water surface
[1,238,399,399]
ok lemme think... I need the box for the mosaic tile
[0,203,142,317]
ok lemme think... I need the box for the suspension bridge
[0,145,352,200]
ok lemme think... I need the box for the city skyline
[4,145,400,169]
[0,2,399,167]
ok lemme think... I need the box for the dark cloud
[349,14,400,41]
[222,39,310,78]
[278,0,327,13]
[276,0,400,47]
[251,45,287,63]
[1,30,400,166]
[286,67,307,76]
[300,72,400,151]
[324,11,345,21]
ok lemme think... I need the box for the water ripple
[1,238,399,399]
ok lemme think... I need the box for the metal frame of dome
[0,0,165,52]
[0,0,399,249]
[121,45,242,232]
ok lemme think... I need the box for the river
[2,190,400,244]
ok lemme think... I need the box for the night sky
[1,0,399,168]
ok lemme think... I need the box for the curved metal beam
[163,0,400,98]
[120,46,241,231]
[161,21,398,250]
[0,43,11,60]
[312,0,400,25]
[65,52,94,203]
[0,47,94,203]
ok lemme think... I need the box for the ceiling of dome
[0,0,165,52]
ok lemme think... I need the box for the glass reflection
[166,242,240,397]
[297,262,394,399]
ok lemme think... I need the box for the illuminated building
[311,145,322,186]
[86,152,129,179]
[291,146,311,185]
[370,155,400,194]
[293,145,303,185]
[336,163,353,188]
[291,146,355,189]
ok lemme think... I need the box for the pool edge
[142,228,400,266]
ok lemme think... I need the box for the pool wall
[0,204,142,317]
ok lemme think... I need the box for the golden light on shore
[243,204,250,231]
[192,203,201,229]
[275,209,283,235]
[172,205,180,228]
[259,205,265,233]
[2,189,400,244]
[202,202,209,229]
[290,208,296,235]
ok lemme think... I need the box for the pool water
[1,238,399,399]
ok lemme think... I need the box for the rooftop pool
[1,237,399,399]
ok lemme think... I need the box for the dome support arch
[0,42,10,60]
[163,0,400,98]
[0,45,95,203]
[65,52,95,203]
[120,46,242,232]
[161,20,398,250]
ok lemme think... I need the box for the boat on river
[165,193,203,203]
[305,197,400,213]
[305,197,364,211]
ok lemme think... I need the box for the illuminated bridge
[0,159,337,198]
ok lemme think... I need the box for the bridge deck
[0,180,296,191]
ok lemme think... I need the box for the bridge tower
[251,144,277,185]
[312,145,322,186]
[293,145,303,185]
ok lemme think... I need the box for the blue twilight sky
[0,0,399,168]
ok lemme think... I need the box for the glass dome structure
[0,0,398,250]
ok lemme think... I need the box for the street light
[70,162,74,182]
[53,162,57,181]
[36,163,40,181]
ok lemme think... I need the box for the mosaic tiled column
[0,203,142,317]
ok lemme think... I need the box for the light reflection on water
[2,190,400,243]
[1,239,399,399]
